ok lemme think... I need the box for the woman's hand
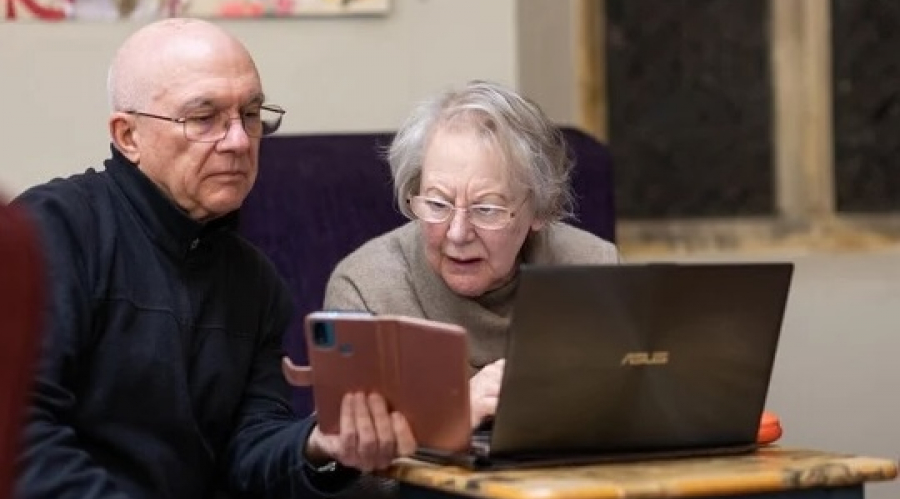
[305,392,417,472]
[469,359,505,428]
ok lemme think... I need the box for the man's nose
[218,118,251,149]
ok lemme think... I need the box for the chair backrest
[0,199,44,497]
[238,127,616,414]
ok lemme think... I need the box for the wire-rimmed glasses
[125,104,286,143]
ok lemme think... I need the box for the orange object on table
[757,411,783,445]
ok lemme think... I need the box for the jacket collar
[104,145,239,260]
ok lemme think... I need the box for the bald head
[107,18,258,112]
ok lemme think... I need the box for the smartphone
[303,311,472,453]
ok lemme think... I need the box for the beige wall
[516,0,579,127]
[0,0,547,195]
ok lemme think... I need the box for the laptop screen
[489,262,793,457]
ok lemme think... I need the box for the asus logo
[620,351,669,366]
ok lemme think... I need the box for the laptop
[416,262,794,469]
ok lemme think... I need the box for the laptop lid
[487,262,793,458]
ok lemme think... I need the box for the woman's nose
[445,207,473,242]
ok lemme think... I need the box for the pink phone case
[284,312,472,453]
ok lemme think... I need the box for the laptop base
[414,442,760,471]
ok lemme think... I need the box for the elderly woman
[324,80,619,427]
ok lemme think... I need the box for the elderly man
[14,18,415,499]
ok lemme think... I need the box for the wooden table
[387,447,897,499]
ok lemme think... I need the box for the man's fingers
[391,412,418,457]
[367,393,397,469]
[352,392,377,471]
[339,392,360,468]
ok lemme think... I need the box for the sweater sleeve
[224,268,360,498]
[323,271,372,312]
[13,187,133,499]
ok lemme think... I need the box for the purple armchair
[238,127,616,415]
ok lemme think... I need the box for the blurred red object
[0,197,44,498]
[758,411,784,445]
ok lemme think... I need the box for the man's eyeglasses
[125,105,286,143]
[407,195,526,231]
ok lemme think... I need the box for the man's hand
[469,359,505,428]
[305,392,417,472]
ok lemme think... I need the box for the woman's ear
[530,218,547,232]
[109,113,141,164]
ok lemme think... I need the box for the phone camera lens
[312,322,334,347]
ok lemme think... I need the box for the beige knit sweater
[323,221,620,370]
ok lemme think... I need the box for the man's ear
[530,218,547,232]
[109,113,141,164]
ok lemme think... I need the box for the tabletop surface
[387,447,898,499]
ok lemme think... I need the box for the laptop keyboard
[470,418,494,455]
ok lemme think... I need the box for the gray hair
[107,64,147,112]
[388,80,575,222]
[107,56,150,112]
